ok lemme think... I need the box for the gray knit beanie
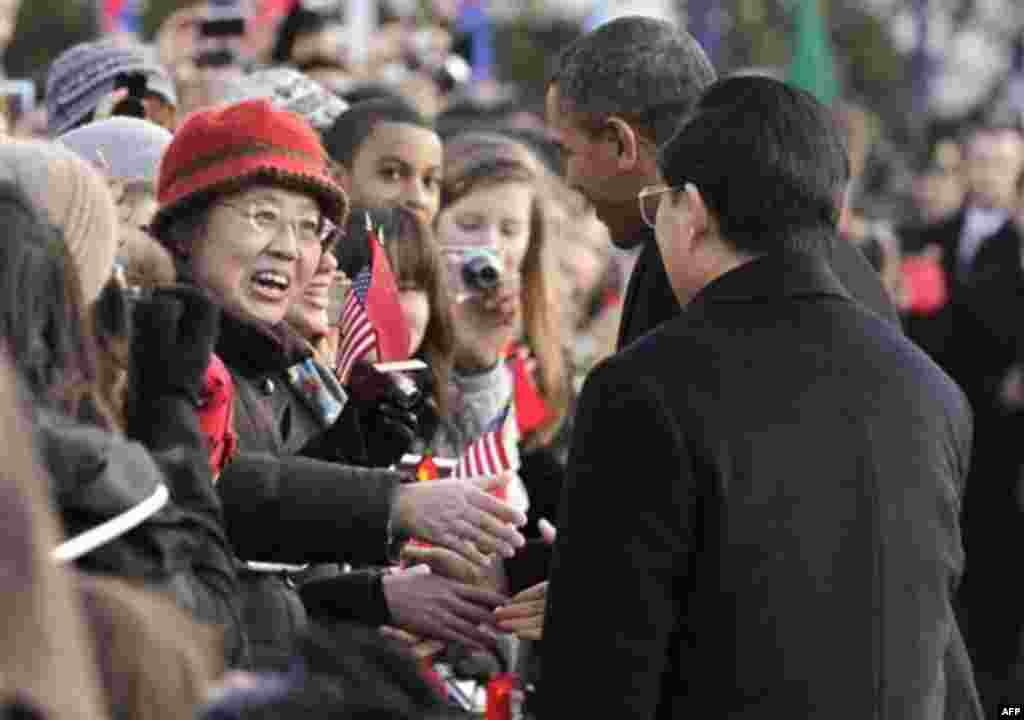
[46,40,178,137]
[220,67,349,133]
[58,117,172,188]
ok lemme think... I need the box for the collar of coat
[689,245,853,310]
[215,306,313,378]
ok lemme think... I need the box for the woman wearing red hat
[150,99,526,661]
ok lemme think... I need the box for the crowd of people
[1,1,1023,718]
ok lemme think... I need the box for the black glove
[128,284,221,406]
[347,362,422,467]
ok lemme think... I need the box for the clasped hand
[494,518,557,641]
[381,564,507,651]
[391,471,527,569]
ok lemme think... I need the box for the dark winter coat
[540,249,980,719]
[212,310,400,659]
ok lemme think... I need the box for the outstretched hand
[494,518,557,641]
[494,581,547,641]
[391,472,527,568]
[400,544,483,586]
[382,564,508,650]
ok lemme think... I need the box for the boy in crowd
[323,97,443,228]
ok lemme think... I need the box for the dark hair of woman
[0,180,118,430]
[381,206,455,420]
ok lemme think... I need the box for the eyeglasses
[634,186,684,228]
[218,202,337,248]
[637,185,681,229]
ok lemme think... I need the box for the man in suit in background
[539,76,981,719]
[904,123,1024,370]
[952,167,1024,704]
[544,16,898,350]
[902,123,1024,709]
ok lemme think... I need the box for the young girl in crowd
[435,131,571,537]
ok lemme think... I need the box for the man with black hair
[487,13,904,659]
[545,16,898,350]
[539,76,981,719]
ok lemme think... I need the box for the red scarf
[197,353,237,479]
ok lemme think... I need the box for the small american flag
[334,214,410,385]
[453,404,520,480]
[336,264,375,385]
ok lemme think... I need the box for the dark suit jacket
[539,251,980,719]
[617,227,900,349]
[950,221,1024,675]
[955,220,1024,404]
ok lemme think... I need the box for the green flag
[787,0,838,105]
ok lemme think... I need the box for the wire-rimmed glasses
[637,184,681,229]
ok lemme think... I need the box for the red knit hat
[151,98,348,239]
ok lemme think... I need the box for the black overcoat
[540,250,980,719]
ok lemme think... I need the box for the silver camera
[441,245,502,302]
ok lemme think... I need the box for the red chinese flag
[508,346,549,436]
[365,222,410,362]
[415,452,439,482]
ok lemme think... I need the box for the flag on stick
[336,214,410,385]
[415,451,440,482]
[452,404,520,482]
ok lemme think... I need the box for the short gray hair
[550,16,716,146]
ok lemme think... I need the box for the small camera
[196,0,248,67]
[201,0,247,37]
[404,31,471,96]
[440,245,503,302]
[348,362,422,411]
[460,247,502,293]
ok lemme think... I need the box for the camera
[348,362,423,411]
[201,0,247,36]
[460,246,502,293]
[196,0,248,68]
[440,245,502,302]
[405,30,471,95]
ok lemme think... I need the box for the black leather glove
[128,284,221,406]
[347,362,422,467]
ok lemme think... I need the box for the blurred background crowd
[1,0,1024,717]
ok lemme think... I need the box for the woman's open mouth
[250,270,291,301]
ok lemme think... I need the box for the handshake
[381,502,554,654]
